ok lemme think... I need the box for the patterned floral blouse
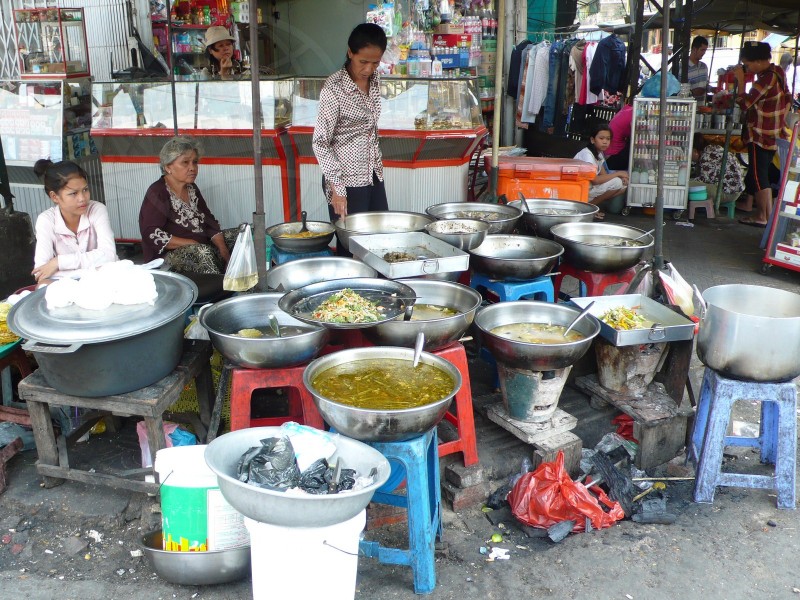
[697,145,745,196]
[312,67,384,202]
[139,177,222,262]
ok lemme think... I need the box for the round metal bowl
[425,202,522,234]
[362,279,482,351]
[266,220,336,253]
[468,234,564,280]
[508,198,599,238]
[303,346,462,442]
[199,293,330,369]
[474,301,601,371]
[139,530,250,586]
[551,222,654,273]
[204,427,391,527]
[424,218,490,251]
[265,257,377,292]
[333,211,433,252]
[278,277,417,330]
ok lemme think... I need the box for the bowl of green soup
[303,347,462,442]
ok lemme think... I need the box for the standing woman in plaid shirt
[313,23,388,252]
[732,41,791,227]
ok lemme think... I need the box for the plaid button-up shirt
[312,67,384,202]
[737,64,790,151]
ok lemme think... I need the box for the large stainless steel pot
[474,301,601,371]
[303,347,462,442]
[508,198,598,238]
[199,293,330,369]
[265,257,377,292]
[426,202,522,234]
[551,222,653,273]
[696,284,800,382]
[468,235,563,280]
[8,271,197,397]
[333,211,433,251]
[362,279,482,351]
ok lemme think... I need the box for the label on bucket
[207,489,249,551]
[162,487,248,552]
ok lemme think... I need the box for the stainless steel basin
[333,211,433,251]
[508,198,598,238]
[425,202,522,234]
[551,222,653,273]
[468,234,563,280]
[265,257,377,292]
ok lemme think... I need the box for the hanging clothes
[570,40,587,104]
[542,40,564,130]
[589,34,627,96]
[581,42,599,105]
[526,41,551,121]
[508,40,533,100]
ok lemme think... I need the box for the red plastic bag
[508,451,625,533]
[612,413,638,443]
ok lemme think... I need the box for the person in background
[313,22,388,241]
[732,41,791,227]
[573,123,629,220]
[690,133,745,212]
[688,36,709,100]
[139,136,236,274]
[31,160,117,286]
[605,101,634,171]
[203,26,247,79]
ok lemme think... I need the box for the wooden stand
[18,340,213,494]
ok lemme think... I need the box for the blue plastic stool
[271,246,333,266]
[470,272,555,302]
[690,368,797,509]
[359,428,442,594]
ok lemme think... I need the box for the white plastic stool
[688,199,715,219]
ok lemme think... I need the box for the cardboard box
[434,23,465,35]
[433,34,472,48]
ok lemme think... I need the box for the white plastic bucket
[155,445,247,552]
[245,509,365,600]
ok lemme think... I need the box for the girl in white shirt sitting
[31,159,117,286]
[573,123,629,219]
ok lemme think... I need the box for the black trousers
[324,172,388,256]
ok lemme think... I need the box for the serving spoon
[299,211,309,234]
[412,332,425,368]
[563,301,595,338]
[518,192,531,213]
[267,314,281,338]
[630,228,655,243]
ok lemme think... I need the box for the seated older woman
[139,136,236,275]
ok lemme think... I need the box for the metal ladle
[412,331,425,368]
[267,314,281,338]
[563,301,595,338]
[630,228,655,243]
[518,192,531,213]
[299,210,309,234]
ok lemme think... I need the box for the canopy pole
[249,2,268,291]
[166,0,178,134]
[487,0,506,201]
[654,0,671,271]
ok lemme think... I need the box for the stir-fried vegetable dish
[278,230,326,239]
[312,288,385,323]
[312,358,455,409]
[600,306,649,330]
[0,303,19,345]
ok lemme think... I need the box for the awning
[761,33,790,48]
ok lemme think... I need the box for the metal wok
[468,235,563,280]
[551,222,653,273]
[266,219,335,253]
[508,198,598,238]
[265,257,377,292]
[333,211,433,252]
[425,202,522,234]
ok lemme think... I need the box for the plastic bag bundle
[659,262,694,316]
[223,224,258,292]
[237,436,301,491]
[641,71,681,98]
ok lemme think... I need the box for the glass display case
[763,123,800,274]
[627,98,696,214]
[0,78,93,166]
[91,78,293,131]
[13,8,90,78]
[291,76,482,131]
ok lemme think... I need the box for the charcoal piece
[590,452,636,517]
[547,520,576,543]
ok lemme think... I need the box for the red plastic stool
[431,342,478,467]
[553,262,637,299]
[228,363,325,431]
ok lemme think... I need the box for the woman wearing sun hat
[203,25,248,79]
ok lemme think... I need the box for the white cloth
[584,43,600,105]
[527,42,551,120]
[520,44,539,123]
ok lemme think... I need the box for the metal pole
[249,2,268,291]
[627,0,646,98]
[166,0,178,135]
[654,0,671,271]
[488,0,506,201]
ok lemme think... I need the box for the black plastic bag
[237,436,301,491]
[298,458,356,495]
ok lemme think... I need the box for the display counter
[90,78,293,239]
[289,76,487,222]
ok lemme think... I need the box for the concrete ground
[1,210,799,600]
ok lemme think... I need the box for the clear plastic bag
[223,224,258,292]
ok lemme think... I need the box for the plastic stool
[470,271,554,302]
[719,201,736,218]
[432,342,478,467]
[553,262,637,299]
[688,199,715,219]
[690,368,797,509]
[228,363,325,431]
[271,246,333,266]
[359,429,442,594]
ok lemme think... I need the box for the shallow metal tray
[570,294,695,346]
[349,232,469,279]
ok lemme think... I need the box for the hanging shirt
[508,40,533,99]
[527,41,551,119]
[589,34,627,96]
[570,40,587,103]
[516,47,533,128]
[583,43,600,105]
[312,67,384,200]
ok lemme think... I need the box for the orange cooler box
[490,156,597,202]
